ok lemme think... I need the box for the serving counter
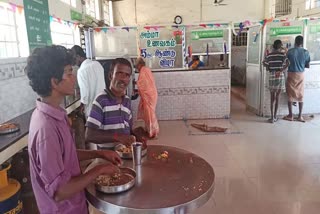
[0,99,81,165]
[132,68,231,121]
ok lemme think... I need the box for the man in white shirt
[71,45,105,117]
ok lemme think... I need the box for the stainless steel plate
[0,123,20,135]
[115,144,147,159]
[95,167,136,194]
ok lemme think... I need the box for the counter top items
[0,110,33,153]
[86,145,215,214]
[0,123,20,135]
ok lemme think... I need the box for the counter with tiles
[132,69,231,120]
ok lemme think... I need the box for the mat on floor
[185,119,242,135]
[282,114,315,122]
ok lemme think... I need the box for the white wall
[113,0,265,26]
[290,0,320,17]
[48,0,83,21]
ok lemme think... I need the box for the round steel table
[86,145,215,214]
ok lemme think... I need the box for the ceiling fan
[214,0,228,6]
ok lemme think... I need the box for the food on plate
[117,146,132,154]
[96,173,133,186]
[155,151,169,160]
[0,123,18,131]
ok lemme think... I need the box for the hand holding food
[95,163,120,176]
[96,150,122,166]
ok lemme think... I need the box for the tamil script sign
[309,25,320,34]
[191,30,223,40]
[24,0,52,51]
[270,26,302,36]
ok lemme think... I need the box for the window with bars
[60,0,76,7]
[275,0,292,17]
[50,21,80,49]
[0,2,29,58]
[103,0,110,25]
[306,0,320,10]
[86,0,100,20]
[232,31,248,46]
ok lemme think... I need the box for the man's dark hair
[273,40,282,50]
[295,36,303,46]
[109,58,132,76]
[25,45,73,97]
[71,45,86,58]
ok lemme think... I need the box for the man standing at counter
[26,46,122,213]
[71,45,105,118]
[85,58,142,146]
[188,55,205,69]
[284,36,310,122]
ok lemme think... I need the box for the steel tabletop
[85,145,215,214]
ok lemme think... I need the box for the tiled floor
[92,94,320,214]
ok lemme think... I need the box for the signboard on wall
[309,24,320,34]
[191,30,223,40]
[139,29,183,69]
[270,26,302,36]
[23,0,52,51]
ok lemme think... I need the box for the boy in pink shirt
[26,46,121,213]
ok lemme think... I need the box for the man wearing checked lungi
[264,40,289,123]
[283,36,310,122]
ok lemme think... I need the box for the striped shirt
[86,89,132,134]
[263,51,288,72]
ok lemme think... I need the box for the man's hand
[115,134,136,146]
[95,163,120,176]
[96,150,122,166]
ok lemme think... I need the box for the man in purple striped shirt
[85,58,142,146]
[26,46,122,213]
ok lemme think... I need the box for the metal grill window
[306,0,320,10]
[275,0,292,17]
[232,31,248,47]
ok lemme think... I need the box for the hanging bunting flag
[214,24,221,27]
[122,27,130,32]
[17,6,23,14]
[254,33,259,43]
[109,27,116,33]
[165,25,172,30]
[144,26,151,30]
[243,20,251,27]
[152,26,159,31]
[49,16,53,23]
[273,19,280,22]
[57,18,62,24]
[237,22,244,36]
[102,28,108,33]
[95,28,102,32]
[207,24,214,28]
[199,24,207,28]
[282,22,291,26]
[9,3,16,12]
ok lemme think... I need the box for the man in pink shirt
[26,45,122,213]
